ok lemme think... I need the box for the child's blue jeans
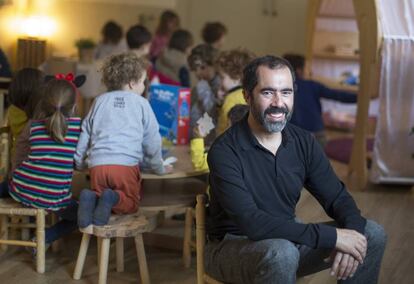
[45,199,78,244]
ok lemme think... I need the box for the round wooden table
[141,145,209,180]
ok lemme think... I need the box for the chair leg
[116,237,124,272]
[0,215,8,251]
[183,207,192,268]
[98,238,110,284]
[73,233,91,280]
[21,216,30,241]
[135,233,150,284]
[36,210,45,274]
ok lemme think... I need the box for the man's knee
[365,220,387,251]
[256,239,300,274]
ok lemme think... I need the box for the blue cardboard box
[149,84,191,145]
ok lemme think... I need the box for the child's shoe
[78,189,97,228]
[93,189,119,226]
[25,238,51,258]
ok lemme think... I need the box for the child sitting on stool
[75,53,172,228]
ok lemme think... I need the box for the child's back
[10,117,81,210]
[76,90,163,173]
[75,53,168,228]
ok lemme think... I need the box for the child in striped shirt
[9,75,85,248]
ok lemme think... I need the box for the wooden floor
[0,136,413,283]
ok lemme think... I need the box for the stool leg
[183,207,192,268]
[73,233,91,280]
[98,238,110,284]
[116,237,124,272]
[135,234,150,284]
[36,210,45,274]
[97,237,102,267]
[0,215,9,251]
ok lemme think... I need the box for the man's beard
[251,102,292,133]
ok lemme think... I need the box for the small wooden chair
[0,126,60,273]
[195,194,223,284]
[73,211,158,284]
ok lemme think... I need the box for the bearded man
[205,55,387,284]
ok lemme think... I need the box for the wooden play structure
[305,0,380,188]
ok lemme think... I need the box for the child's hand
[193,125,206,139]
[164,164,174,174]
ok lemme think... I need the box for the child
[201,22,228,50]
[191,104,249,171]
[187,44,221,143]
[150,10,180,61]
[95,21,128,60]
[283,53,357,146]
[155,29,193,87]
[215,48,255,134]
[6,68,44,160]
[126,24,180,86]
[75,53,170,228]
[9,75,85,247]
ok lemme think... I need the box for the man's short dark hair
[282,53,305,72]
[242,55,296,97]
[169,29,193,52]
[126,25,152,49]
[202,22,227,45]
[228,104,249,125]
[187,44,218,70]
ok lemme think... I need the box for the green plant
[75,38,96,49]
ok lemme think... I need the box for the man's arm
[208,144,337,249]
[304,136,367,234]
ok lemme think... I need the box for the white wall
[0,0,308,68]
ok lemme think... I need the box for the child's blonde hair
[215,48,255,80]
[35,79,77,143]
[101,52,147,91]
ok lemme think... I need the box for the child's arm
[74,108,93,170]
[191,139,208,171]
[141,100,168,175]
[11,120,31,172]
[190,125,209,171]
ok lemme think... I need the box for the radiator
[16,37,47,70]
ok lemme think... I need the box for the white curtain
[370,0,414,183]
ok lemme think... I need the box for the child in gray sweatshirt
[75,52,170,228]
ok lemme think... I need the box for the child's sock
[93,189,119,226]
[78,189,97,228]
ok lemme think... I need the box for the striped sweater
[9,117,81,211]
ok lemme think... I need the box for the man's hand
[329,251,359,280]
[335,228,367,263]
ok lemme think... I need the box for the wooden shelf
[313,53,359,61]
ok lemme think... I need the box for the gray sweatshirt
[74,90,165,174]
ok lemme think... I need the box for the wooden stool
[0,198,46,273]
[73,211,158,284]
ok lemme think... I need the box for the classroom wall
[0,0,308,70]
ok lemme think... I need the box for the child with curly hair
[75,53,171,228]
[215,48,255,134]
